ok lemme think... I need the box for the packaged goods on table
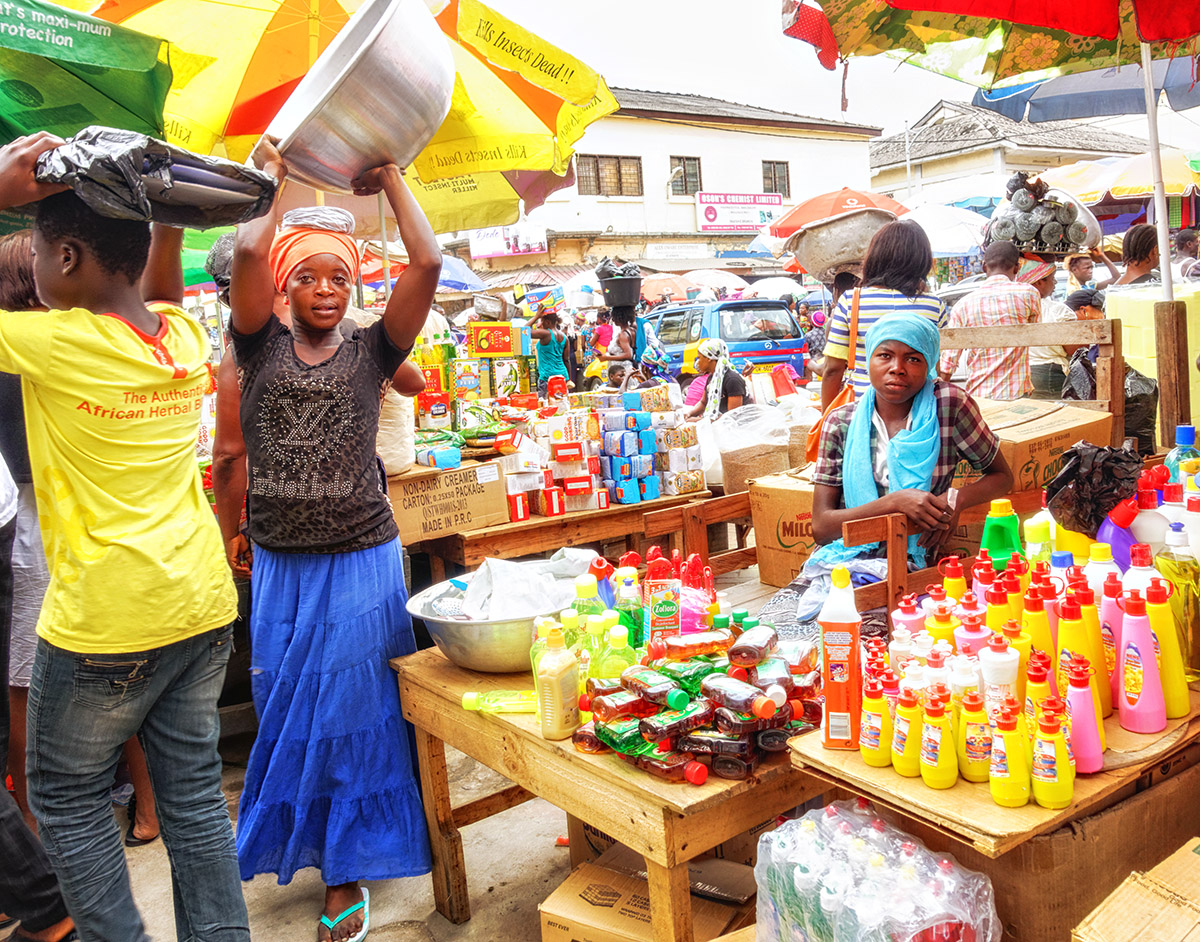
[754,798,1001,942]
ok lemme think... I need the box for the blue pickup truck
[641,298,808,385]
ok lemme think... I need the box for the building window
[763,161,790,198]
[576,155,643,196]
[670,156,702,196]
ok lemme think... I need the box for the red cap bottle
[1146,578,1171,605]
[1059,598,1082,621]
[1107,496,1140,529]
[897,594,920,615]
[897,687,920,710]
[1103,571,1123,598]
[1130,543,1154,568]
[1026,660,1049,685]
[1071,583,1095,606]
[1124,589,1146,616]
[1137,488,1160,510]
[1023,588,1044,612]
[1165,483,1184,505]
[939,556,965,580]
[985,586,1008,606]
[864,677,883,698]
[961,690,985,712]
[995,709,1018,731]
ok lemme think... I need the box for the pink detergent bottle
[1064,661,1105,773]
[954,590,987,623]
[1117,591,1167,734]
[1099,572,1125,708]
[954,611,991,657]
[890,593,927,635]
[972,555,996,601]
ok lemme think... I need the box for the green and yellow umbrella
[83,0,617,233]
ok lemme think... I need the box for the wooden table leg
[413,726,471,924]
[644,857,694,942]
[429,554,447,584]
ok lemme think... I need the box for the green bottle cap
[666,688,690,711]
[732,609,749,624]
[713,615,731,629]
[742,618,760,631]
[461,692,481,710]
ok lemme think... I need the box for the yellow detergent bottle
[989,708,1031,807]
[1001,695,1034,767]
[891,688,923,777]
[859,678,893,767]
[939,556,969,606]
[925,602,960,651]
[1001,620,1032,703]
[1055,597,1091,698]
[1147,578,1191,718]
[956,691,992,783]
[1031,713,1074,810]
[1023,659,1053,743]
[1002,570,1025,624]
[1070,583,1113,718]
[1041,696,1076,775]
[985,586,1010,636]
[920,698,958,789]
[1021,589,1055,669]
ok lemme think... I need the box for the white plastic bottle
[1130,489,1170,555]
[889,626,914,672]
[978,635,1020,719]
[911,632,933,666]
[1123,543,1160,595]
[1160,483,1187,527]
[537,627,581,740]
[1083,543,1123,601]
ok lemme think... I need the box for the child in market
[0,132,245,941]
[810,313,1014,565]
[229,140,438,942]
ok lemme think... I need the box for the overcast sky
[486,0,1200,150]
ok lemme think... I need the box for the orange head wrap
[268,228,361,293]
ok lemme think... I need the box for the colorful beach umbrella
[641,273,698,303]
[0,0,172,143]
[684,269,751,291]
[768,187,908,239]
[1039,149,1200,205]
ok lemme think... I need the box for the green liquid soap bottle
[651,657,719,695]
[596,625,639,679]
[461,690,538,713]
[616,578,644,647]
[559,608,580,649]
[981,499,1023,571]
[594,716,659,755]
[573,574,607,619]
[581,614,608,681]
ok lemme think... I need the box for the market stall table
[409,491,710,579]
[790,690,1200,855]
[391,647,822,942]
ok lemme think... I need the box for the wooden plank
[683,504,710,564]
[788,689,1200,858]
[645,858,695,942]
[941,320,1113,350]
[422,493,707,567]
[413,727,471,923]
[1154,303,1190,448]
[708,547,758,577]
[714,928,756,942]
[453,784,535,828]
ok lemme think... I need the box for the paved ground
[125,735,571,941]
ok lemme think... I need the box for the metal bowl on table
[408,581,554,673]
[263,0,455,193]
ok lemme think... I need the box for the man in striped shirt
[937,241,1041,401]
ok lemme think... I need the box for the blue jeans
[28,628,249,942]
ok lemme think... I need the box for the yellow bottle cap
[1089,543,1113,563]
[1024,519,1050,543]
[575,574,598,598]
[989,499,1014,517]
[832,565,851,589]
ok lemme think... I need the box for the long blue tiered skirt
[236,538,432,885]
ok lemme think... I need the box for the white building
[449,87,880,283]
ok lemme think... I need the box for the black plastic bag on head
[594,255,640,279]
[35,126,277,228]
[1045,441,1142,538]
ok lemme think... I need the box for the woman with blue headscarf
[810,312,1013,565]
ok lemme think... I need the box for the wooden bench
[941,318,1125,447]
[643,491,756,575]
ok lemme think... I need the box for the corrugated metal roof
[479,264,593,289]
[871,101,1148,170]
[610,87,880,136]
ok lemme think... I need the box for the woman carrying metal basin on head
[229,136,440,942]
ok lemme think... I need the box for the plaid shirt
[812,380,1000,500]
[938,275,1041,400]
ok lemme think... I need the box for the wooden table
[391,647,822,942]
[413,491,710,580]
[789,690,1200,858]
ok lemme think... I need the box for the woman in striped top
[821,220,947,410]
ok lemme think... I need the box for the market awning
[632,257,786,274]
[479,264,595,290]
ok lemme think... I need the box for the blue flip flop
[320,887,369,942]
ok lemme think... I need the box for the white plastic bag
[694,416,723,486]
[463,548,598,620]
